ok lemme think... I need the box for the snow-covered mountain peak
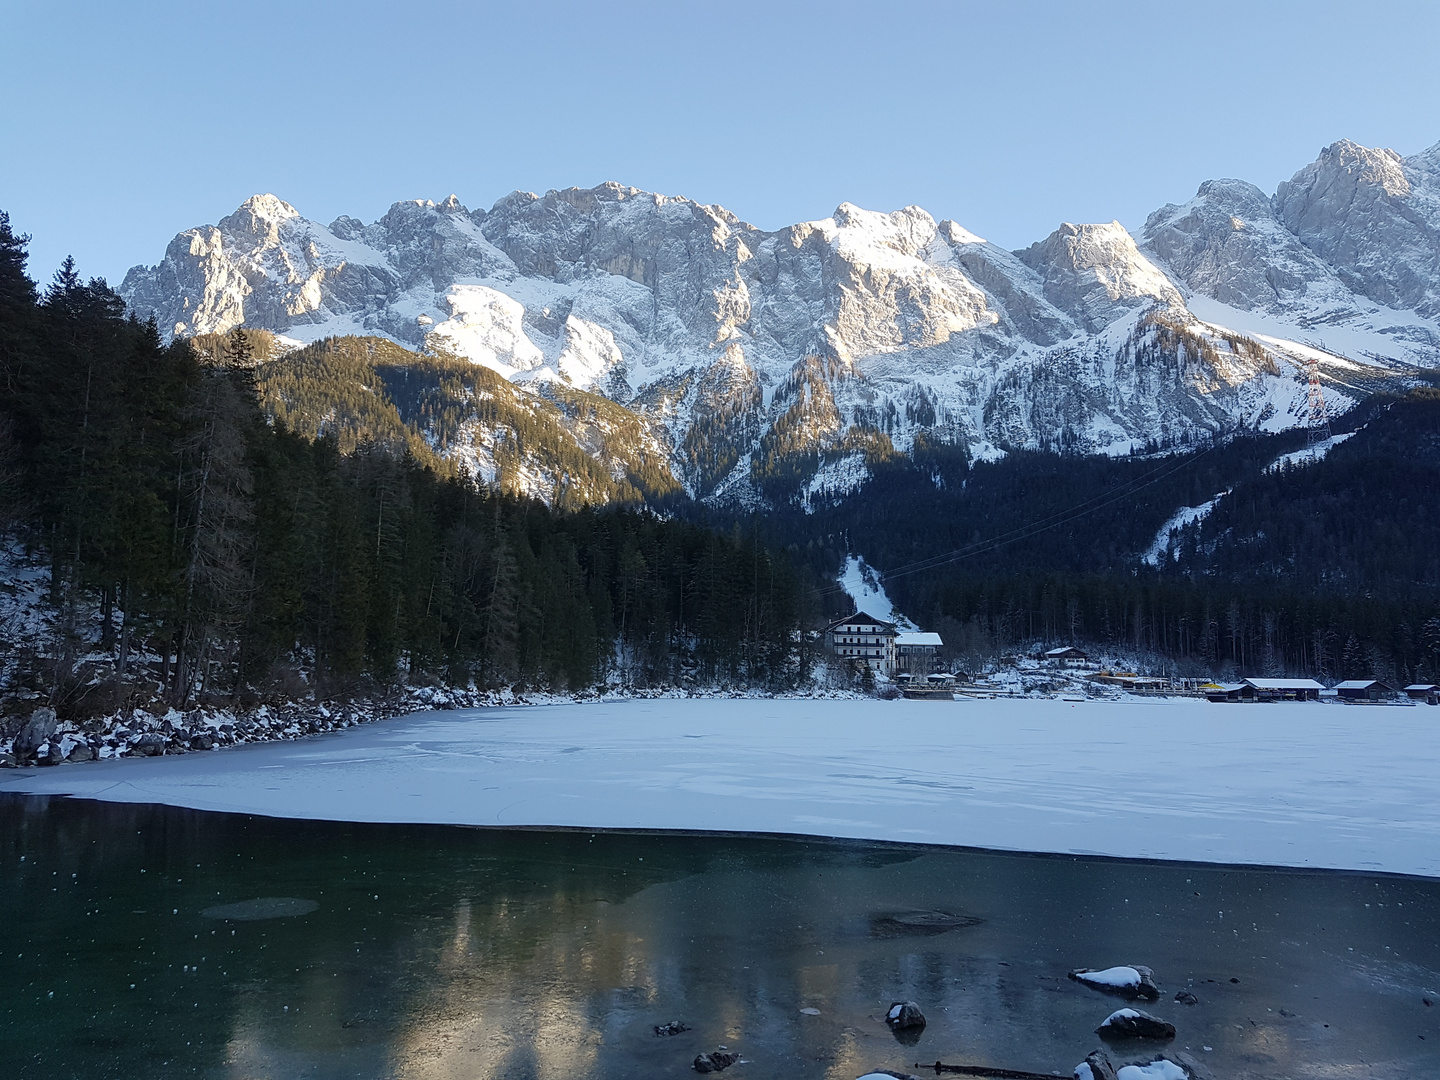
[1293,139,1410,198]
[938,220,988,246]
[222,193,300,230]
[1140,178,1341,316]
[1274,138,1440,318]
[1017,220,1182,331]
[829,202,939,257]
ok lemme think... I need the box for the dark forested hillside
[754,395,1440,684]
[0,213,806,722]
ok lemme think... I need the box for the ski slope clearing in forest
[5,697,1437,877]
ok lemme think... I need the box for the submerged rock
[1096,1008,1176,1040]
[1173,990,1198,1005]
[693,1050,739,1073]
[870,910,983,937]
[1070,965,1160,1001]
[201,897,319,921]
[653,1020,689,1037]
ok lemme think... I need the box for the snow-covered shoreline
[5,696,1438,879]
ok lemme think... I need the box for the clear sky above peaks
[3,0,1438,285]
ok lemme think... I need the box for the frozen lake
[5,697,1439,877]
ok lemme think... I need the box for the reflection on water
[2,793,1438,1079]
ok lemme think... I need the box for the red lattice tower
[1305,355,1332,450]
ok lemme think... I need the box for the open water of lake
[2,793,1437,1080]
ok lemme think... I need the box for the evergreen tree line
[756,397,1440,684]
[0,213,807,718]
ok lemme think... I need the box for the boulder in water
[1070,965,1160,1001]
[1114,1057,1190,1080]
[1073,1048,1119,1080]
[886,1001,926,1029]
[1096,1008,1176,1041]
[693,1051,738,1073]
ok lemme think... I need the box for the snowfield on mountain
[119,138,1439,507]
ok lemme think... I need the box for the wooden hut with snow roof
[1334,679,1399,702]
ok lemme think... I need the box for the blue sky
[3,0,1438,285]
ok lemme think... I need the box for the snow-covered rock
[1095,1008,1176,1040]
[885,1000,926,1029]
[1070,965,1160,1001]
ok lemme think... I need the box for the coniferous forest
[0,213,806,721]
[4,205,1440,726]
[763,391,1440,684]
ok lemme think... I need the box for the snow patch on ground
[7,696,1440,878]
[1265,431,1356,473]
[837,556,914,628]
[1141,494,1227,566]
[800,452,871,513]
[1188,294,1440,371]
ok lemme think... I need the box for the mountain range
[119,138,1440,508]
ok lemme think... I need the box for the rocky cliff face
[1140,138,1440,367]
[121,140,1436,508]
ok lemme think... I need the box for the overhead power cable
[812,441,1221,600]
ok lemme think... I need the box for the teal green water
[2,794,1438,1079]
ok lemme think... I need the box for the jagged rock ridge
[120,139,1438,507]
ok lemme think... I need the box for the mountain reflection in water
[2,793,1438,1079]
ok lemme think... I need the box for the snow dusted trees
[0,223,809,715]
[169,355,257,705]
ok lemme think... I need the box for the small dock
[901,687,956,701]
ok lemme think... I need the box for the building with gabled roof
[1242,678,1325,701]
[824,611,898,673]
[895,631,943,675]
[1206,678,1325,702]
[1334,679,1398,701]
[1038,646,1089,667]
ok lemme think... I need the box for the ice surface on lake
[6,697,1440,877]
